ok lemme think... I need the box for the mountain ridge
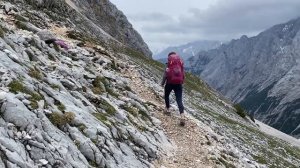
[154,40,221,61]
[189,16,300,138]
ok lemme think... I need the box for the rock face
[66,0,152,58]
[189,17,300,138]
[18,0,152,58]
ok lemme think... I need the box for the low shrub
[233,104,247,118]
[49,112,75,128]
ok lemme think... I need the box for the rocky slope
[154,40,221,62]
[0,1,300,168]
[189,17,300,138]
[15,0,152,58]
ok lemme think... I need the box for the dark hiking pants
[164,84,184,114]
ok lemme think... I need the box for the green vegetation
[218,158,236,168]
[91,87,103,95]
[88,160,98,167]
[92,76,117,95]
[138,109,151,121]
[233,104,247,118]
[93,112,110,126]
[78,123,87,132]
[8,80,25,94]
[93,112,107,121]
[29,93,43,109]
[101,99,116,115]
[111,59,118,71]
[74,140,80,148]
[8,80,44,109]
[28,67,42,80]
[15,21,28,30]
[54,100,66,111]
[144,101,157,108]
[92,76,105,88]
[106,87,119,98]
[50,84,60,90]
[14,14,28,22]
[0,27,5,38]
[49,112,75,128]
[128,116,147,132]
[90,97,117,115]
[120,103,150,121]
[48,53,56,61]
[120,104,138,117]
[124,85,132,91]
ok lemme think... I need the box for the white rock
[0,91,7,100]
[39,159,48,165]
[26,145,31,151]
[24,134,32,140]
[22,99,31,105]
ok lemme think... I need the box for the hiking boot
[179,113,185,126]
[164,108,171,116]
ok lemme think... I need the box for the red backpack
[166,54,184,84]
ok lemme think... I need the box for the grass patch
[50,84,60,90]
[91,87,103,95]
[218,158,236,168]
[120,104,138,117]
[8,80,44,109]
[48,53,56,61]
[54,100,66,111]
[101,99,116,115]
[91,76,109,95]
[138,109,151,121]
[0,27,5,38]
[106,87,119,98]
[28,67,42,80]
[90,97,117,115]
[8,80,26,94]
[15,21,28,30]
[233,104,247,118]
[124,85,132,91]
[78,123,87,132]
[111,59,118,71]
[144,101,157,108]
[92,76,106,88]
[93,113,109,124]
[49,112,75,128]
[14,14,28,22]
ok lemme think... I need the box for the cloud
[179,0,300,35]
[123,0,300,52]
[129,13,173,22]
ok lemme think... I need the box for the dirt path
[125,66,214,168]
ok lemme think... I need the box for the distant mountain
[154,40,221,62]
[189,17,300,138]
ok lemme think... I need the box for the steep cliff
[16,0,152,57]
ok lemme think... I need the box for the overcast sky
[110,0,300,54]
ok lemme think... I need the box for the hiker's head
[168,52,176,57]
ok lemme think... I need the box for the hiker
[161,52,186,126]
[45,38,69,50]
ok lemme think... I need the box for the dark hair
[168,52,176,56]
